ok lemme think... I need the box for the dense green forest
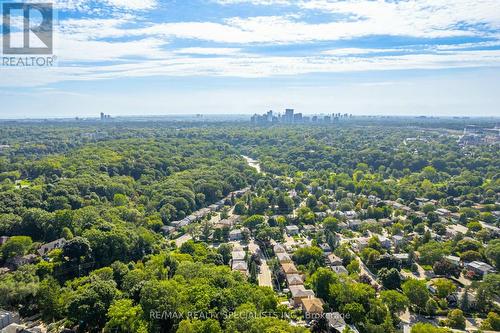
[0,119,498,333]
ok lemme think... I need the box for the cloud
[3,49,500,88]
[56,0,157,12]
[3,0,500,88]
[173,47,243,55]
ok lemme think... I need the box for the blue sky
[1,0,500,118]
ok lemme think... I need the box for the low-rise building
[348,219,363,230]
[444,255,461,266]
[353,237,370,252]
[286,274,304,286]
[345,210,358,220]
[160,226,175,235]
[281,262,299,275]
[232,250,246,261]
[301,297,324,318]
[0,310,20,330]
[393,253,410,264]
[273,244,286,254]
[331,265,349,275]
[0,236,9,246]
[436,208,451,217]
[231,260,248,276]
[229,229,243,241]
[319,243,332,254]
[285,225,299,236]
[466,261,495,278]
[327,253,343,266]
[446,224,468,238]
[289,285,315,306]
[277,252,292,264]
[392,235,405,247]
[378,236,391,249]
[38,238,66,256]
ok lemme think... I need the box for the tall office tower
[267,110,273,122]
[285,109,294,123]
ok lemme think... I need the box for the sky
[1,0,500,118]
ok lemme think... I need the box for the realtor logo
[2,2,53,54]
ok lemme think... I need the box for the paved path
[242,155,263,174]
[258,259,273,288]
[248,240,273,288]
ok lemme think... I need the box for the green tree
[446,309,466,330]
[485,239,500,269]
[67,279,120,331]
[1,236,32,259]
[480,312,500,331]
[105,299,147,333]
[308,267,338,300]
[37,278,63,322]
[63,236,91,263]
[425,298,438,315]
[292,246,323,266]
[402,279,429,311]
[433,278,456,299]
[411,323,451,333]
[378,268,401,290]
[380,290,409,314]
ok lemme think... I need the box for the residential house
[302,225,316,233]
[231,260,248,276]
[378,236,391,249]
[281,262,299,275]
[232,250,246,262]
[379,218,392,227]
[286,274,304,286]
[436,208,451,217]
[331,265,349,275]
[217,216,241,229]
[348,219,363,230]
[289,285,315,306]
[38,238,66,256]
[393,253,410,264]
[229,229,243,241]
[466,261,496,278]
[325,313,360,333]
[277,252,292,264]
[301,297,324,318]
[392,235,405,247]
[0,236,9,246]
[444,255,461,267]
[480,222,500,237]
[273,244,286,254]
[2,323,46,333]
[285,225,299,236]
[450,213,461,222]
[0,310,19,330]
[446,224,468,238]
[345,210,358,220]
[160,226,175,236]
[319,243,332,254]
[315,212,327,219]
[327,253,343,266]
[353,237,370,252]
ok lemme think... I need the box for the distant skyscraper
[100,112,104,120]
[285,109,294,123]
[266,110,273,122]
